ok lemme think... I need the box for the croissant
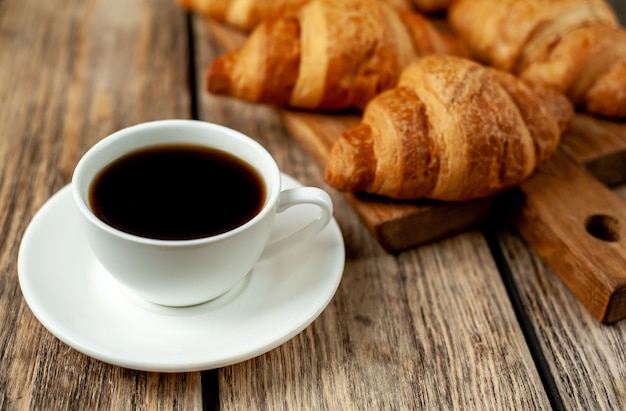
[324,55,574,201]
[176,0,412,31]
[175,0,309,30]
[449,0,626,118]
[206,0,467,111]
[408,0,453,13]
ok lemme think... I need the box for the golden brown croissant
[449,0,626,118]
[175,0,309,30]
[206,0,467,111]
[176,0,412,31]
[408,0,453,13]
[324,55,574,201]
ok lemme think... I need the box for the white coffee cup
[72,120,333,307]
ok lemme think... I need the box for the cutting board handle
[511,150,626,323]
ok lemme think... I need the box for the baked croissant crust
[206,0,467,111]
[324,55,574,201]
[449,0,626,118]
[408,0,453,13]
[176,0,413,30]
[176,0,310,30]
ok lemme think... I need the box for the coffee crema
[89,144,266,240]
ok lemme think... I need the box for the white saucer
[18,174,345,372]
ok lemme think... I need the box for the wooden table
[1,0,625,409]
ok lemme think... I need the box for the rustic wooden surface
[511,150,626,323]
[1,0,625,410]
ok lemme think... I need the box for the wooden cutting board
[205,21,626,323]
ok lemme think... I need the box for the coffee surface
[89,144,266,240]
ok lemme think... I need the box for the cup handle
[258,187,333,261]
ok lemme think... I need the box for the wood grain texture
[194,14,553,411]
[218,235,554,410]
[511,150,626,323]
[498,183,626,410]
[562,115,626,187]
[0,0,201,409]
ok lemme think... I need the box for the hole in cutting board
[584,214,621,242]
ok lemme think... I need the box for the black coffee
[89,144,266,240]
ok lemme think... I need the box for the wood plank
[194,14,553,410]
[219,234,554,410]
[498,183,626,409]
[561,115,626,187]
[510,150,626,323]
[0,0,201,408]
